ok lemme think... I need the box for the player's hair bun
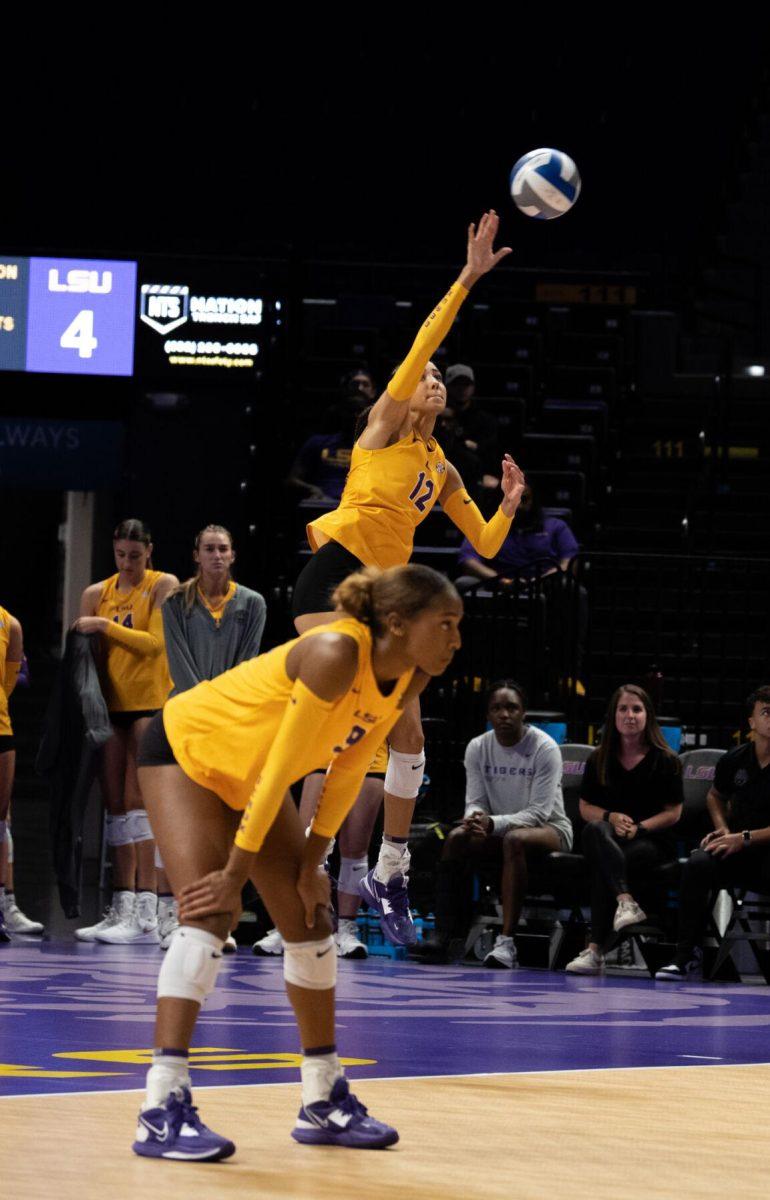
[333,563,459,635]
[332,568,380,626]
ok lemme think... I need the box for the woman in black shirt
[565,684,683,974]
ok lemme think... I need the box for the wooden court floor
[3,1065,767,1200]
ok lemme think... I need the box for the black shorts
[137,712,178,768]
[110,709,160,730]
[0,735,15,755]
[292,540,364,619]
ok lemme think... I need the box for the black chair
[710,888,770,983]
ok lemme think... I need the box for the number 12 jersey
[307,432,447,569]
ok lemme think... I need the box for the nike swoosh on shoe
[140,1117,169,1140]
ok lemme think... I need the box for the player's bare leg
[359,697,424,945]
[135,765,239,1161]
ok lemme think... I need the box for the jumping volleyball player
[292,211,526,943]
[133,564,462,1159]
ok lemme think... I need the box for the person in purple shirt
[287,369,377,503]
[456,484,579,582]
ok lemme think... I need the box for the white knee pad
[105,813,133,847]
[385,748,425,799]
[154,845,165,870]
[126,808,154,843]
[284,936,337,990]
[157,926,224,1004]
[5,827,13,865]
[338,855,369,896]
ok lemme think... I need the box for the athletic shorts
[292,540,363,619]
[110,709,160,730]
[0,735,15,755]
[137,712,177,768]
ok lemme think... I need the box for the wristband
[603,810,611,823]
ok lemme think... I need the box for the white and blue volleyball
[509,148,581,220]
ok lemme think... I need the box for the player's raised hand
[461,211,513,287]
[500,454,526,516]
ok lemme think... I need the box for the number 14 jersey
[97,570,171,712]
[307,432,447,569]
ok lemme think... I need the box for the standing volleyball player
[133,564,462,1160]
[159,523,266,948]
[73,519,178,944]
[292,211,526,943]
[0,606,43,939]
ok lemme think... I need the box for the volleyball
[509,148,581,220]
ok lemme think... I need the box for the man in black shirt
[445,364,501,487]
[656,685,770,980]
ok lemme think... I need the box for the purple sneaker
[358,868,416,945]
[292,1077,399,1149]
[132,1086,235,1161]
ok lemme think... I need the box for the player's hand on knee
[297,865,331,930]
[178,870,243,928]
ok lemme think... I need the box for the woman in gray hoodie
[158,524,266,947]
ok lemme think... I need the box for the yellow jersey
[307,432,447,569]
[97,570,171,712]
[0,605,15,737]
[163,617,413,844]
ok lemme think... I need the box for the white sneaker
[613,898,646,932]
[222,935,237,954]
[97,892,160,944]
[2,895,44,935]
[75,891,132,942]
[157,898,179,951]
[565,947,605,975]
[483,934,518,970]
[335,918,367,960]
[252,927,284,956]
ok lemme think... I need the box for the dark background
[3,33,770,651]
[7,36,768,272]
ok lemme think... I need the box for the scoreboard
[0,257,137,376]
[0,255,274,378]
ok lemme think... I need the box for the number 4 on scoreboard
[60,310,98,359]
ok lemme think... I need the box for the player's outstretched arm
[441,456,526,560]
[361,212,512,448]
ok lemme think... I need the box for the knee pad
[384,748,425,799]
[157,926,224,1004]
[126,808,154,843]
[154,844,165,870]
[105,813,133,847]
[338,855,369,896]
[0,820,6,849]
[5,827,13,865]
[284,936,337,990]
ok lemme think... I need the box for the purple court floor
[1,940,769,1097]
